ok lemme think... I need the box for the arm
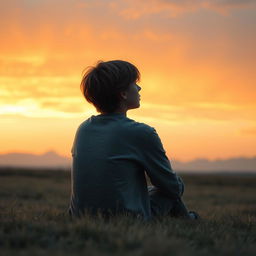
[140,126,184,199]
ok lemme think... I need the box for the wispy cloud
[239,126,256,136]
[110,0,256,19]
[0,0,256,159]
[137,101,256,122]
[0,98,89,118]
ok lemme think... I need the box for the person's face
[123,82,141,110]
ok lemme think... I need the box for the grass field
[0,168,255,256]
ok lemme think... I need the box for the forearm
[177,176,184,197]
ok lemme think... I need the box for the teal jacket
[69,112,184,221]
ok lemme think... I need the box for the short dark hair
[80,60,140,113]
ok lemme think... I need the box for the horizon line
[0,150,255,163]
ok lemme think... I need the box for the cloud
[0,76,79,99]
[39,97,86,113]
[0,0,255,118]
[136,101,256,122]
[204,0,256,14]
[2,94,256,122]
[1,0,255,161]
[0,97,94,118]
[110,0,256,19]
[239,127,256,136]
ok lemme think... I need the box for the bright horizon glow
[1,0,256,163]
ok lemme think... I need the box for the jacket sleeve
[139,126,184,199]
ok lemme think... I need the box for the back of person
[69,113,152,220]
[68,59,199,221]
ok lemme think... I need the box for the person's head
[80,60,141,114]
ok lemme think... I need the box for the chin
[136,103,140,108]
[129,103,140,110]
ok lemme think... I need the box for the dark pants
[148,185,190,218]
[68,186,191,221]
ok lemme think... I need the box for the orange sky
[1,0,256,162]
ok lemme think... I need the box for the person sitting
[68,60,199,221]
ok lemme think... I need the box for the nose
[136,84,141,91]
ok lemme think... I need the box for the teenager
[68,60,199,221]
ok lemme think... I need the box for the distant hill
[0,151,70,169]
[0,151,255,172]
[171,156,256,172]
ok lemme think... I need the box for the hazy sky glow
[1,0,256,161]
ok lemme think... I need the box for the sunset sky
[1,0,256,162]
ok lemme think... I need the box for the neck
[101,105,128,117]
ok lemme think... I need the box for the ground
[0,168,255,256]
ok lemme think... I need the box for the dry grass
[0,168,255,255]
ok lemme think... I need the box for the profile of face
[120,83,141,110]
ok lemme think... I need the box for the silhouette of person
[68,60,199,221]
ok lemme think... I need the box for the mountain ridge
[0,151,255,172]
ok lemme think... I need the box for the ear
[120,91,128,100]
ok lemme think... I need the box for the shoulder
[123,117,160,143]
[124,117,156,133]
[77,115,157,137]
[127,117,164,143]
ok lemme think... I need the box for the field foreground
[0,168,255,256]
